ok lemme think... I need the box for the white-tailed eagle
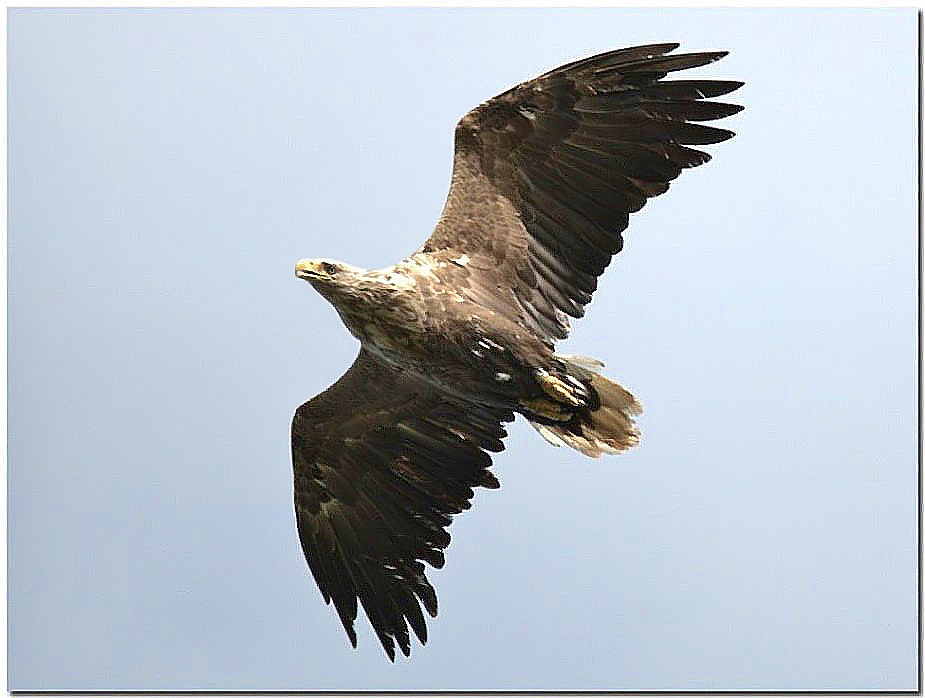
[291,43,742,659]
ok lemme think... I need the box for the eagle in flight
[291,43,742,660]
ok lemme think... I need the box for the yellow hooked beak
[295,258,335,281]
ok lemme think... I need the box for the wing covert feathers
[424,43,742,343]
[291,350,512,660]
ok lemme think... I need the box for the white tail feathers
[528,354,643,458]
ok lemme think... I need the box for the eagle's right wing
[291,349,512,660]
[421,43,742,342]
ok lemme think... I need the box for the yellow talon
[518,397,572,421]
[536,372,583,407]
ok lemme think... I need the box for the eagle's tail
[525,354,642,458]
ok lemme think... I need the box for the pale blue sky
[8,7,918,691]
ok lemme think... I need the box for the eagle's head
[295,258,362,284]
[295,257,370,303]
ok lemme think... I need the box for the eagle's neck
[319,267,422,351]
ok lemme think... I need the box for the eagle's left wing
[291,349,512,660]
[420,43,742,343]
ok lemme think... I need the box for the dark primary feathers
[292,350,512,660]
[293,44,741,659]
[424,42,743,341]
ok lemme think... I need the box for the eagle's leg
[517,396,572,421]
[519,356,643,458]
[534,369,589,407]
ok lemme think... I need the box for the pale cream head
[294,258,369,283]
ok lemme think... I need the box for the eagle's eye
[321,262,338,275]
